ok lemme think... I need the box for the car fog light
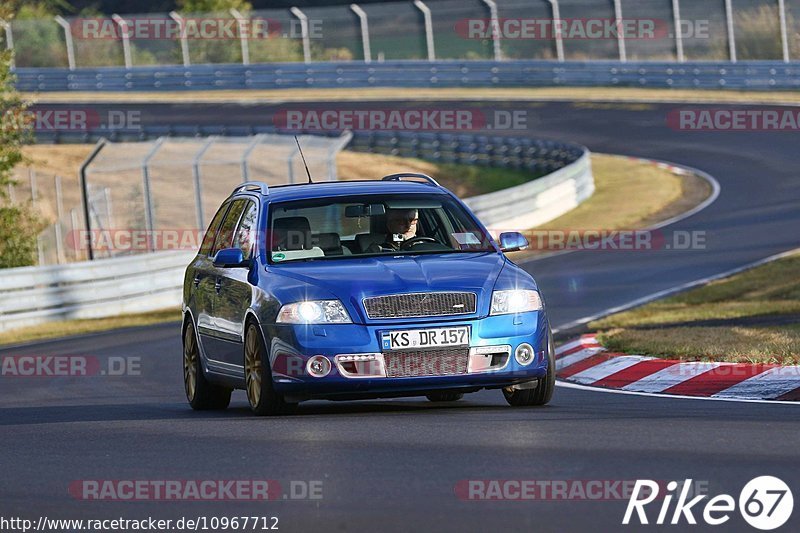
[515,343,534,366]
[307,355,331,378]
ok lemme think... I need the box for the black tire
[503,330,556,407]
[183,321,232,410]
[426,391,464,402]
[244,323,298,416]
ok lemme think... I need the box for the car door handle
[215,279,222,293]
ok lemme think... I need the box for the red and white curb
[556,335,800,401]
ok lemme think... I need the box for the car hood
[269,252,506,323]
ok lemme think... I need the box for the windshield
[268,193,495,263]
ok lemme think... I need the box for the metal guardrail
[0,251,194,332]
[14,60,800,92]
[0,132,592,332]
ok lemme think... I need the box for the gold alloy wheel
[245,326,263,408]
[183,325,198,402]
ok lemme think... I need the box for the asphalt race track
[3,100,800,532]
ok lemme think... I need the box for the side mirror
[498,232,529,252]
[212,247,248,268]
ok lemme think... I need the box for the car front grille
[363,292,476,319]
[383,348,469,378]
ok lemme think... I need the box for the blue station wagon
[182,174,555,415]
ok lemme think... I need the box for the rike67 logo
[624,477,793,530]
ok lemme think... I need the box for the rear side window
[233,201,258,258]
[199,202,230,256]
[212,199,247,255]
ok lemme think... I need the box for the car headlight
[490,289,543,315]
[277,300,352,324]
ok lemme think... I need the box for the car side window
[199,202,230,256]
[211,199,247,256]
[233,200,258,258]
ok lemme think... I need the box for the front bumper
[262,311,551,401]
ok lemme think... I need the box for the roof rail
[232,181,270,196]
[381,173,440,187]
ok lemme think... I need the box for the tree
[0,49,44,268]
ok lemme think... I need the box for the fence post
[778,0,790,62]
[141,137,166,252]
[545,0,565,62]
[290,7,312,63]
[29,168,37,207]
[7,183,15,203]
[0,19,13,69]
[37,235,44,266]
[287,142,299,184]
[192,136,216,230]
[70,208,80,260]
[169,11,191,67]
[241,134,266,182]
[413,0,436,61]
[350,4,372,63]
[671,0,685,62]
[55,175,65,264]
[79,139,107,260]
[327,130,353,181]
[724,0,736,62]
[230,8,250,65]
[112,14,133,68]
[54,15,76,70]
[481,0,502,61]
[103,187,113,228]
[613,0,627,62]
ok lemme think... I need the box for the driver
[369,208,418,252]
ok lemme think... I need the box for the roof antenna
[294,135,313,184]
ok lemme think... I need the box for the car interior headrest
[273,217,312,251]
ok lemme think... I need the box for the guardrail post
[230,8,250,65]
[481,0,502,61]
[290,7,312,63]
[0,19,13,69]
[350,4,372,63]
[141,137,165,252]
[79,138,107,261]
[54,15,76,70]
[169,11,191,67]
[413,0,436,61]
[241,134,266,182]
[724,0,736,62]
[112,14,133,68]
[778,0,790,62]
[545,0,564,62]
[613,0,627,62]
[192,136,216,230]
[671,0,685,62]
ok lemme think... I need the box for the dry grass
[25,87,800,105]
[592,252,800,364]
[507,154,710,261]
[0,308,181,347]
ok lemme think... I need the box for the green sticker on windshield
[273,253,286,261]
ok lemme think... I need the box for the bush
[0,205,45,268]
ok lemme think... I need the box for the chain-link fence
[3,0,800,68]
[8,133,351,264]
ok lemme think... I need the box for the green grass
[591,253,800,364]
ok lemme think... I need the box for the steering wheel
[400,236,439,250]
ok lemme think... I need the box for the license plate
[381,326,469,351]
